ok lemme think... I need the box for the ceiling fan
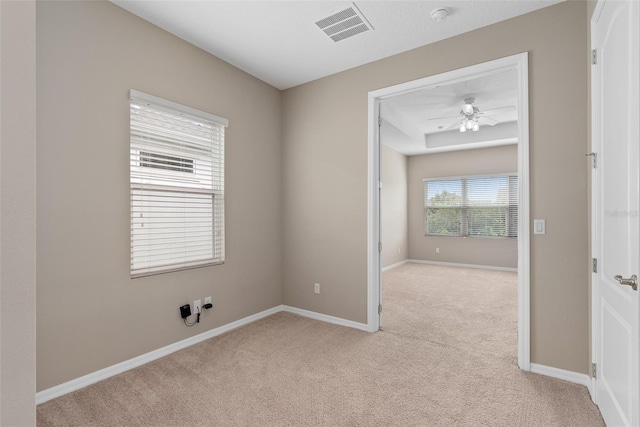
[428,97,514,132]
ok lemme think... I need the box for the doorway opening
[367,53,531,370]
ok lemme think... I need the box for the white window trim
[130,89,229,128]
[129,89,228,278]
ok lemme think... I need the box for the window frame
[129,89,228,278]
[423,173,518,239]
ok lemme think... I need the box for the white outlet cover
[533,219,546,235]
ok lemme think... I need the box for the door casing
[366,52,531,370]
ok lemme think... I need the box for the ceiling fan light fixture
[430,97,496,134]
[430,8,449,23]
[462,97,475,114]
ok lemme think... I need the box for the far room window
[129,90,228,277]
[424,174,518,238]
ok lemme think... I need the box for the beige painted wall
[408,145,518,268]
[1,1,37,423]
[381,144,408,268]
[282,1,589,373]
[36,1,282,391]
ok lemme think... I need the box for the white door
[592,1,640,426]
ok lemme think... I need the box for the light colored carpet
[382,263,517,364]
[37,263,604,426]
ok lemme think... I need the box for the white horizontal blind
[425,174,518,238]
[130,90,227,277]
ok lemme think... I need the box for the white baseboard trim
[407,259,517,272]
[530,363,591,388]
[40,305,589,406]
[381,259,409,272]
[36,304,369,404]
[281,305,369,332]
[36,305,283,405]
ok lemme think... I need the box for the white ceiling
[380,68,519,155]
[111,0,563,90]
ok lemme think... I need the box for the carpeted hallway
[37,263,604,426]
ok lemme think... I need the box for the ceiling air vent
[315,4,373,42]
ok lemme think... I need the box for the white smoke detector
[430,8,449,23]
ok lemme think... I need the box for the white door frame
[589,0,602,401]
[366,52,531,370]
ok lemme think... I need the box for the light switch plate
[533,219,546,235]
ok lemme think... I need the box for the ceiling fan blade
[478,116,499,125]
[404,101,449,108]
[446,119,464,130]
[428,114,461,121]
[481,105,516,114]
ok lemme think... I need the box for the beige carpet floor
[37,263,604,426]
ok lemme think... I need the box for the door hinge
[592,49,597,65]
[378,180,383,189]
[378,304,382,314]
[592,258,597,273]
[586,152,597,168]
[378,242,382,253]
[378,116,382,126]
[592,362,597,379]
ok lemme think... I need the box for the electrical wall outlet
[204,296,212,306]
[314,283,320,294]
[533,219,546,235]
[193,299,201,315]
[436,247,440,253]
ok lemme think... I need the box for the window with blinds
[130,90,228,278]
[424,174,518,238]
